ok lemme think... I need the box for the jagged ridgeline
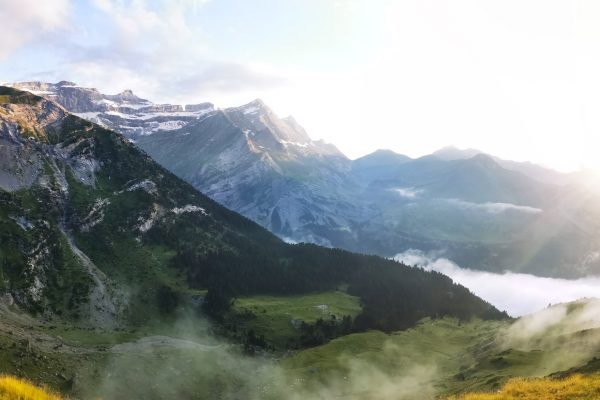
[0,86,505,332]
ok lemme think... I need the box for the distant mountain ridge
[11,81,600,278]
[432,145,571,185]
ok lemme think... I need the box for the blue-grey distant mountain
[351,149,413,185]
[433,145,571,186]
[12,81,600,278]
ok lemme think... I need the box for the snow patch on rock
[171,204,207,215]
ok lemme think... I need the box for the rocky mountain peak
[282,115,306,135]
[56,80,78,87]
[466,153,502,170]
[113,89,141,100]
[104,89,147,104]
[433,146,483,161]
[234,98,267,116]
[353,149,412,168]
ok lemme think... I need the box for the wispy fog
[80,309,439,400]
[444,199,543,214]
[394,249,600,317]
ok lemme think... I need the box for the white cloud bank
[394,249,600,317]
[444,199,543,214]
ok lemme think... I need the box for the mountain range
[2,83,600,399]
[0,85,504,332]
[10,81,600,278]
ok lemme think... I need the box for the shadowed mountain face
[11,82,600,278]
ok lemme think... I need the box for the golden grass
[0,375,64,400]
[448,373,600,400]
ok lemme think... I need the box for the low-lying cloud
[392,187,423,199]
[444,199,543,214]
[81,309,439,400]
[394,249,600,317]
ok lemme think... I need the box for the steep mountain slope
[0,87,280,326]
[136,99,362,246]
[0,86,503,334]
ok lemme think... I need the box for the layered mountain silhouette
[11,81,600,278]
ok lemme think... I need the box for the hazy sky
[1,0,599,171]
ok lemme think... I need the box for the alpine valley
[1,83,600,399]
[12,81,600,279]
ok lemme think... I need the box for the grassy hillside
[0,299,594,399]
[223,289,362,349]
[0,375,64,400]
[282,301,600,398]
[448,373,600,400]
[283,318,507,395]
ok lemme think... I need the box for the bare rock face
[0,91,67,191]
[134,99,361,247]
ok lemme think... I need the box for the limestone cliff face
[11,81,215,139]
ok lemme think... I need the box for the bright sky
[1,0,599,171]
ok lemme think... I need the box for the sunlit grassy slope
[283,311,600,396]
[283,318,506,394]
[448,373,600,400]
[0,375,64,400]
